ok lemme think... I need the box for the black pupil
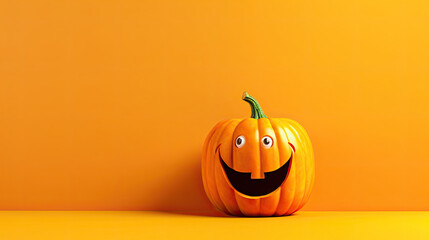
[237,138,242,145]
[263,138,270,145]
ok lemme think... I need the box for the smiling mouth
[219,149,292,197]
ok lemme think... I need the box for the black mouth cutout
[219,147,292,197]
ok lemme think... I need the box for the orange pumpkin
[202,92,314,216]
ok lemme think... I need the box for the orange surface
[0,211,429,240]
[1,0,429,211]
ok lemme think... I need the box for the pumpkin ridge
[289,119,314,211]
[268,118,286,215]
[202,121,225,209]
[283,119,307,215]
[214,120,242,215]
[201,122,221,208]
[288,120,307,213]
[205,120,232,214]
[232,118,261,216]
[257,117,282,216]
[276,119,296,215]
[292,119,314,212]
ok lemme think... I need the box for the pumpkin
[202,92,314,216]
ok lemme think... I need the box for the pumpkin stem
[242,92,267,119]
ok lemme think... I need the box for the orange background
[1,0,429,211]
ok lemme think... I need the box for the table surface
[0,211,428,240]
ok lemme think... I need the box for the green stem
[242,92,267,119]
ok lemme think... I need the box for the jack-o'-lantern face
[202,92,314,216]
[218,140,293,198]
[218,134,294,198]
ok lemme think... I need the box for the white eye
[235,135,246,148]
[261,136,273,149]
